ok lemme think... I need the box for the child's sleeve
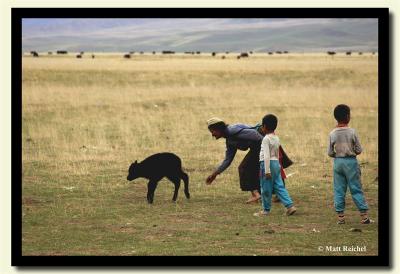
[262,137,271,174]
[327,134,336,157]
[353,130,363,155]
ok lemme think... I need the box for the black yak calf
[127,152,190,204]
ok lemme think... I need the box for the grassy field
[22,52,378,256]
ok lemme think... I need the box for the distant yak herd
[327,51,373,56]
[27,50,377,58]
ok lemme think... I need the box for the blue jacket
[216,124,263,174]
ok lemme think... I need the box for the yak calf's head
[127,160,140,181]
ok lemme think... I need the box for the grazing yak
[127,152,190,204]
[76,54,82,58]
[346,51,352,56]
[268,52,273,55]
[56,50,68,54]
[124,54,131,59]
[91,54,95,59]
[212,52,216,57]
[162,51,175,54]
[30,51,39,57]
[327,51,336,56]
[240,52,249,58]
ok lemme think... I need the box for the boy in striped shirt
[328,104,370,224]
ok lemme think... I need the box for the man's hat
[207,117,225,127]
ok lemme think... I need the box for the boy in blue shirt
[327,104,371,224]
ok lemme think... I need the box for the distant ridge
[22,18,378,53]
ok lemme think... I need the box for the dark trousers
[238,144,261,192]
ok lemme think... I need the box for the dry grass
[22,53,378,256]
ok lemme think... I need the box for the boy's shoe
[337,219,346,225]
[253,210,269,217]
[337,215,345,225]
[360,212,371,224]
[286,206,297,216]
[361,218,371,224]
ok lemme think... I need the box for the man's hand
[265,173,272,179]
[206,173,217,185]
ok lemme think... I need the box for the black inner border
[12,7,390,268]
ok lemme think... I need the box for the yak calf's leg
[147,179,159,204]
[167,176,181,202]
[180,171,190,199]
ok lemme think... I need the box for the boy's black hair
[334,104,351,123]
[208,121,227,132]
[262,114,278,131]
